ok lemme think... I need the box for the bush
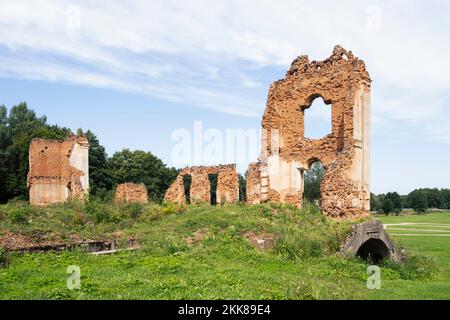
[84,201,112,224]
[71,210,86,226]
[0,207,6,221]
[89,188,115,203]
[302,200,325,221]
[141,202,186,221]
[124,203,144,219]
[9,206,31,224]
[381,254,437,280]
[274,233,324,260]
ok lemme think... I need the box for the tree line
[371,188,450,214]
[293,160,449,215]
[0,102,179,203]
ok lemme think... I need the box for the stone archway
[340,220,402,262]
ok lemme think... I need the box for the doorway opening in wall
[303,96,332,139]
[208,174,218,205]
[183,175,192,204]
[239,174,246,203]
[303,161,325,209]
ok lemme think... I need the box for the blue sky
[1,0,450,195]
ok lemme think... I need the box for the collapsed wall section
[164,164,239,204]
[246,162,261,205]
[28,135,89,205]
[115,183,149,204]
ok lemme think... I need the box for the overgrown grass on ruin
[0,201,445,300]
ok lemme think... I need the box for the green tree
[400,195,408,209]
[381,197,394,215]
[385,192,402,213]
[441,189,450,209]
[238,173,246,203]
[303,161,324,203]
[408,190,428,213]
[423,188,445,209]
[108,149,178,202]
[0,103,70,202]
[85,130,113,199]
[0,105,10,201]
[183,175,192,204]
[370,193,382,212]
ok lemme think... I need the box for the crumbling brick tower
[28,135,89,205]
[247,46,371,219]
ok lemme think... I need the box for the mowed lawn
[372,211,450,300]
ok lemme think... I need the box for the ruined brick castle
[29,46,371,219]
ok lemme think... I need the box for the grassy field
[371,212,450,299]
[0,201,447,300]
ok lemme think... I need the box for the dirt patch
[243,231,277,251]
[185,228,210,245]
[0,230,138,254]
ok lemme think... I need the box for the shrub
[141,202,186,221]
[9,206,31,224]
[84,201,112,224]
[161,202,186,215]
[0,207,6,221]
[301,201,325,222]
[381,254,437,280]
[274,232,324,260]
[62,198,84,210]
[124,203,144,219]
[71,211,86,226]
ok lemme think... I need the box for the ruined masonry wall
[246,162,261,205]
[28,135,89,205]
[250,45,371,219]
[164,164,239,204]
[115,183,149,204]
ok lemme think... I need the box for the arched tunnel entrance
[340,220,402,263]
[356,238,390,264]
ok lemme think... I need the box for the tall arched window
[303,97,332,139]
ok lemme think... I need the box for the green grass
[0,202,447,300]
[369,212,450,299]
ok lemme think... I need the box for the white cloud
[0,0,450,141]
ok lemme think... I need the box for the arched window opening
[303,97,332,139]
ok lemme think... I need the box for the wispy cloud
[0,0,450,141]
